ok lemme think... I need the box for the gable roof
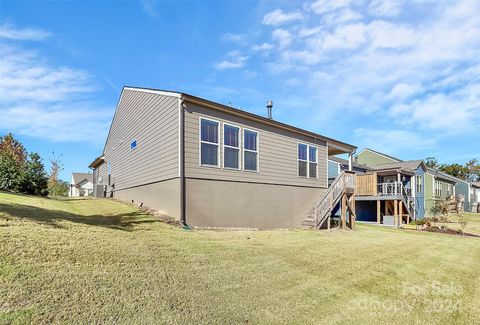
[472,182,480,188]
[369,160,426,172]
[426,168,458,184]
[72,172,93,185]
[101,86,356,156]
[356,148,403,163]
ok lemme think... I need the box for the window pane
[299,161,307,177]
[224,125,239,147]
[224,147,239,169]
[244,130,257,151]
[201,143,218,166]
[298,144,307,160]
[244,151,257,171]
[309,162,317,178]
[201,119,218,143]
[309,146,317,162]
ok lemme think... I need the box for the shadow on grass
[0,202,158,231]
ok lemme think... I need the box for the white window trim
[298,142,308,178]
[199,117,220,168]
[298,142,318,179]
[222,122,241,170]
[243,128,259,172]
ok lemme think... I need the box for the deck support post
[399,201,403,227]
[394,200,398,226]
[377,200,381,224]
[341,194,347,229]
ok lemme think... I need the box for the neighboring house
[89,86,356,229]
[69,173,94,197]
[355,148,401,166]
[353,148,467,222]
[328,156,371,185]
[470,182,480,212]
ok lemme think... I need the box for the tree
[19,153,48,196]
[48,151,65,196]
[0,133,27,164]
[439,163,468,180]
[465,159,480,182]
[0,153,22,191]
[424,157,439,168]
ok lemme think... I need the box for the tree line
[424,157,480,182]
[0,133,69,196]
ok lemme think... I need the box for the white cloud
[262,9,303,26]
[322,23,367,50]
[323,9,362,25]
[272,28,293,48]
[0,26,112,143]
[368,0,404,17]
[222,33,247,44]
[387,83,422,100]
[214,50,248,70]
[252,42,273,51]
[140,0,158,18]
[309,0,351,15]
[0,24,51,41]
[298,26,322,38]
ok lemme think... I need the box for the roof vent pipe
[266,100,273,119]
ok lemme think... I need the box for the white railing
[377,182,411,196]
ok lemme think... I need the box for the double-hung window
[416,175,423,193]
[200,118,219,167]
[243,129,258,171]
[298,143,317,178]
[223,124,240,169]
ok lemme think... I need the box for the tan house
[89,86,356,229]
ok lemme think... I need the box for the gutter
[179,96,187,227]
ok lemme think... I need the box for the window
[243,129,258,171]
[446,184,452,196]
[435,181,442,197]
[309,146,318,178]
[298,144,307,177]
[223,124,240,169]
[298,143,317,178]
[130,140,137,150]
[200,118,219,167]
[416,175,423,193]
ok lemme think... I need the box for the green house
[424,169,457,216]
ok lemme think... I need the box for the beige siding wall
[186,178,325,228]
[102,89,180,192]
[184,102,328,188]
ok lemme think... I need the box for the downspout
[179,96,187,227]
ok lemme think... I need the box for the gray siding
[184,102,328,188]
[102,89,180,192]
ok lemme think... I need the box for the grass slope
[1,192,480,324]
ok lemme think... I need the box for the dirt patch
[420,227,480,238]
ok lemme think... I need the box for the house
[89,86,357,229]
[470,182,480,212]
[69,172,94,197]
[353,148,465,223]
[328,156,371,185]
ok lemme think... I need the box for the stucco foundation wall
[185,178,325,229]
[114,178,181,220]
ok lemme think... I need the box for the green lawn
[1,192,480,324]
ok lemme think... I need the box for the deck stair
[302,171,356,230]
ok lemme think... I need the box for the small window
[130,140,137,150]
[298,143,317,178]
[309,146,318,178]
[416,175,423,193]
[223,124,240,169]
[243,129,258,171]
[200,118,219,167]
[298,144,307,177]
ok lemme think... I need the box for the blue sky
[1,0,479,181]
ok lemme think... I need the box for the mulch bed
[419,227,480,238]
